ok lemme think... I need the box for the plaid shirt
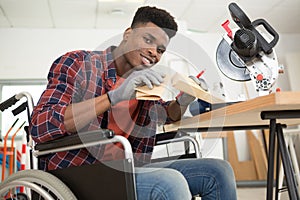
[29,46,172,170]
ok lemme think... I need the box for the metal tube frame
[156,135,202,158]
[34,135,134,161]
[276,123,299,200]
[261,110,300,200]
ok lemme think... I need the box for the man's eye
[144,37,152,44]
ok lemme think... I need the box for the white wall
[286,51,300,91]
[0,28,123,79]
[1,28,299,92]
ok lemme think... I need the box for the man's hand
[107,69,165,105]
[176,92,196,106]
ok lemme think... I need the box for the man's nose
[148,47,156,55]
[147,47,160,61]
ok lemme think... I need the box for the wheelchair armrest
[33,130,134,160]
[35,129,114,151]
[155,132,201,158]
[155,131,188,144]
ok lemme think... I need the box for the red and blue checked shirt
[29,46,173,170]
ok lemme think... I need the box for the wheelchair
[0,92,201,200]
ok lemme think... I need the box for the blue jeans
[135,158,237,200]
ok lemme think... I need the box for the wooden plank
[247,131,268,180]
[135,74,175,101]
[163,92,300,133]
[201,131,227,138]
[171,73,225,104]
[135,72,224,103]
[227,131,257,181]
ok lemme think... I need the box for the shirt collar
[103,46,117,83]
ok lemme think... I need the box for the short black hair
[131,6,178,39]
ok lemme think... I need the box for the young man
[29,6,237,200]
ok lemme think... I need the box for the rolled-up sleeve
[29,52,83,143]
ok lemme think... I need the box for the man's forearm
[167,100,188,121]
[64,94,111,133]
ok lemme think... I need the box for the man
[30,6,237,200]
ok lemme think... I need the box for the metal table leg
[266,119,277,200]
[276,123,299,200]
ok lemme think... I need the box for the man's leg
[135,167,192,200]
[145,158,237,200]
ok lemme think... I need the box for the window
[0,80,46,140]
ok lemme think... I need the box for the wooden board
[171,73,225,104]
[135,73,224,103]
[135,74,176,101]
[200,131,227,138]
[227,131,258,181]
[163,91,300,132]
[135,84,174,101]
[247,130,268,180]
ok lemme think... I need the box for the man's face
[122,22,170,69]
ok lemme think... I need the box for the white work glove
[107,69,165,106]
[176,92,196,106]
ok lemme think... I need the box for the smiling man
[30,6,237,200]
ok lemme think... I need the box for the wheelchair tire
[0,169,77,200]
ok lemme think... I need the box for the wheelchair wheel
[0,169,77,200]
[4,192,28,200]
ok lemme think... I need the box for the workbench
[163,91,300,200]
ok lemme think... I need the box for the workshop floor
[195,187,289,199]
[237,187,266,199]
[237,187,289,200]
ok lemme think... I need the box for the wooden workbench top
[164,91,300,132]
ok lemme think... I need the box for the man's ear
[123,28,132,41]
